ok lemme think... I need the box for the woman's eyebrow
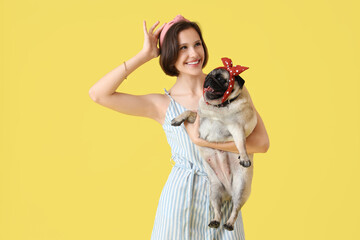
[179,40,201,46]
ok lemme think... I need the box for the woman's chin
[179,69,204,77]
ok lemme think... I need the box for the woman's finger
[149,20,160,34]
[143,20,148,36]
[154,23,166,38]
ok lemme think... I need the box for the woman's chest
[173,95,201,111]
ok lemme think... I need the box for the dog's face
[203,68,245,105]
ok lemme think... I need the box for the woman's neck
[171,72,207,97]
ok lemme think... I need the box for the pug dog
[171,58,257,231]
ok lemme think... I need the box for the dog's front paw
[208,220,220,228]
[238,156,251,167]
[171,118,184,126]
[240,160,251,167]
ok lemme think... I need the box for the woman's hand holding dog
[184,112,202,145]
[184,115,239,152]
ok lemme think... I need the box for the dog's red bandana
[215,57,249,103]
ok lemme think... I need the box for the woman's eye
[180,46,187,50]
[195,42,202,46]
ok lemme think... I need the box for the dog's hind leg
[223,195,241,231]
[208,180,224,228]
[199,147,225,229]
[171,111,197,126]
[223,173,245,231]
[224,159,252,231]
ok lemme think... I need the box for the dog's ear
[235,75,245,89]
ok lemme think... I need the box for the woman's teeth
[187,60,200,65]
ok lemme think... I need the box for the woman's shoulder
[147,91,172,125]
[152,92,171,110]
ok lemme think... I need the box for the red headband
[216,58,249,103]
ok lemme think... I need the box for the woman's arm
[184,86,269,154]
[88,21,167,123]
[196,110,269,153]
[89,21,165,99]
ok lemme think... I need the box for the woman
[89,15,269,240]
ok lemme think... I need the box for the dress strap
[164,88,174,101]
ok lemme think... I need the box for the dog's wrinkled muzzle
[205,75,227,90]
[204,76,227,98]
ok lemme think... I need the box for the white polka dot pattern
[215,57,249,103]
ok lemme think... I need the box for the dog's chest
[199,117,234,142]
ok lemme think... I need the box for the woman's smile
[185,59,201,67]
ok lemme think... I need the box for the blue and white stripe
[150,88,246,240]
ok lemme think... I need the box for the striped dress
[150,88,246,240]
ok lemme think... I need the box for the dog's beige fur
[171,68,257,231]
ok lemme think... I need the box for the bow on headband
[216,58,249,103]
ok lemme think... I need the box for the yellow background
[1,0,359,239]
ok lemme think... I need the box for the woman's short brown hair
[159,21,209,76]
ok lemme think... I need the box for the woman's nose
[189,47,199,57]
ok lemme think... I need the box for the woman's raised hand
[141,20,165,61]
